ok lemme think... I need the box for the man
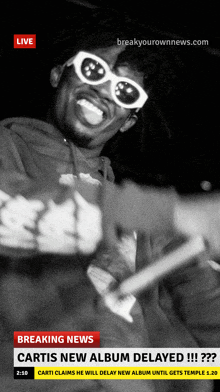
[0,19,152,287]
[0,11,160,392]
[0,14,155,286]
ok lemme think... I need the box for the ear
[50,65,64,87]
[120,114,138,133]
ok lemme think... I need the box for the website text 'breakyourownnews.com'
[117,38,209,47]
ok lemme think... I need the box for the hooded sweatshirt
[0,117,218,392]
[0,117,114,184]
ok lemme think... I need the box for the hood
[0,117,115,182]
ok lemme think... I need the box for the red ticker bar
[14,331,100,348]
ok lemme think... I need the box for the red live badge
[14,35,36,48]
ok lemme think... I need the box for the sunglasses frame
[65,51,148,109]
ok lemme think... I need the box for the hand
[175,193,220,259]
[103,181,220,260]
[102,181,177,246]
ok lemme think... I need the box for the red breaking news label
[14,331,100,348]
[14,34,36,48]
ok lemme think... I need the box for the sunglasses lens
[81,58,105,82]
[115,82,140,105]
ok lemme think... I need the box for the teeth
[77,99,103,116]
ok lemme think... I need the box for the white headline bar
[14,348,220,367]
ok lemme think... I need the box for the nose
[91,80,114,102]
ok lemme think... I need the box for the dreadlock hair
[48,8,171,96]
[49,6,188,149]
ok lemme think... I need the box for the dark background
[0,0,220,192]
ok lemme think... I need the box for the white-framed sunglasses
[65,51,148,109]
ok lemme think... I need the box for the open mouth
[76,98,105,126]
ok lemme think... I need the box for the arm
[103,181,220,259]
[165,257,220,347]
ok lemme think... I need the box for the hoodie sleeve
[166,256,220,347]
[0,124,27,173]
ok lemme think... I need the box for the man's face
[50,46,144,149]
